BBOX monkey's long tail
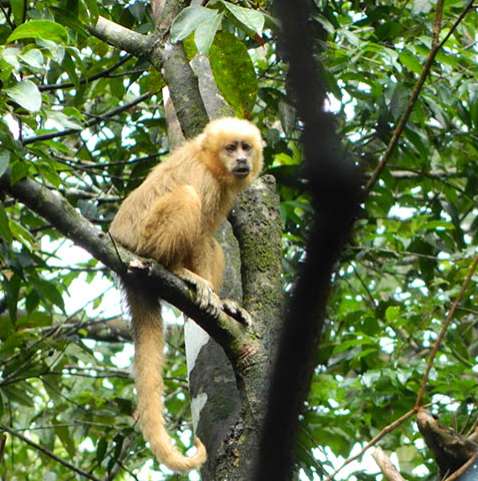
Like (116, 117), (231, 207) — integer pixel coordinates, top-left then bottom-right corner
(126, 287), (207, 472)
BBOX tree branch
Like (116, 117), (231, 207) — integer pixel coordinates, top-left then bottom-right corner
(0, 173), (253, 361)
(366, 0), (475, 191)
(38, 55), (132, 91)
(152, 0), (189, 37)
(415, 254), (478, 408)
(417, 409), (478, 478)
(371, 448), (406, 481)
(324, 408), (416, 481)
(154, 42), (209, 137)
(87, 10), (208, 139)
(0, 424), (102, 481)
(24, 91), (155, 145)
(87, 16), (152, 57)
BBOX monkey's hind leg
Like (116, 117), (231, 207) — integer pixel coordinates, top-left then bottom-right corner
(174, 267), (221, 314)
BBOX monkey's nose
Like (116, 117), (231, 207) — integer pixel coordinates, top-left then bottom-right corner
(232, 159), (251, 177)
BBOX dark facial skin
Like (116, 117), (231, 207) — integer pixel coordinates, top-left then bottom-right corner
(223, 140), (253, 178)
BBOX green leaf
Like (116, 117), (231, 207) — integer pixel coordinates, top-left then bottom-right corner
(195, 12), (223, 54)
(171, 6), (218, 43)
(96, 438), (108, 463)
(19, 48), (45, 69)
(385, 306), (401, 322)
(10, 219), (35, 248)
(2, 384), (34, 407)
(37, 39), (65, 63)
(7, 20), (68, 44)
(10, 160), (30, 184)
(6, 80), (42, 112)
(2, 47), (21, 70)
(222, 1), (265, 35)
(54, 425), (76, 457)
(399, 50), (422, 74)
(209, 32), (258, 116)
(389, 83), (408, 120)
(0, 205), (12, 244)
(17, 311), (52, 328)
(10, 0), (26, 26)
(32, 278), (65, 311)
(83, 0), (100, 24)
(0, 151), (10, 177)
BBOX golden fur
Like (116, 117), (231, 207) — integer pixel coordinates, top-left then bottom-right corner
(109, 117), (263, 472)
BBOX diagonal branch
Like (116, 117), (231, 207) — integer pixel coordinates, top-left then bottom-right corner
(324, 408), (417, 481)
(0, 424), (101, 481)
(371, 447), (406, 481)
(0, 172), (252, 362)
(86, 16), (153, 56)
(87, 10), (208, 139)
(23, 91), (155, 145)
(366, 0), (475, 192)
(39, 54), (132, 91)
(415, 254), (478, 408)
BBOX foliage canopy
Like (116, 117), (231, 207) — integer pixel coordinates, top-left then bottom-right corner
(0, 0), (477, 480)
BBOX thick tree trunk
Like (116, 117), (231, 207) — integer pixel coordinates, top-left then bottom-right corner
(176, 53), (285, 480)
(87, 4), (286, 478)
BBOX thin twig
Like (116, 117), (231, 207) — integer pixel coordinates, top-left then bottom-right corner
(432, 0), (445, 46)
(23, 91), (155, 145)
(415, 254), (478, 408)
(0, 4), (14, 29)
(108, 231), (125, 268)
(38, 55), (132, 91)
(0, 424), (102, 481)
(324, 408), (417, 481)
(366, 0), (475, 191)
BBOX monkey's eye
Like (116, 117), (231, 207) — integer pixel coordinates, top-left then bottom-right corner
(225, 143), (237, 153)
(241, 142), (252, 152)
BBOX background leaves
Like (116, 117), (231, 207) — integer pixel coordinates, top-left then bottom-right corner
(0, 1), (478, 480)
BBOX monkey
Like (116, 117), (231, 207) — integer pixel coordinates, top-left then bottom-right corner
(109, 117), (263, 472)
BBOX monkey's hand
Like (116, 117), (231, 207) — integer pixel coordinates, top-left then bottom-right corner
(222, 299), (252, 326)
(176, 268), (222, 315)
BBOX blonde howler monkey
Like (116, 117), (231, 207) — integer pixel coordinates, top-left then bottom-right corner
(109, 117), (263, 472)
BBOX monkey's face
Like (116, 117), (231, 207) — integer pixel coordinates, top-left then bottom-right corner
(200, 118), (264, 182)
(220, 140), (255, 179)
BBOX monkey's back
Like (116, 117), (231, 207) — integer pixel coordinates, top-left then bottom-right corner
(109, 137), (206, 252)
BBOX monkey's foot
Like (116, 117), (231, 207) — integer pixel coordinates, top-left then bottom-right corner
(222, 299), (252, 326)
(177, 269), (221, 314)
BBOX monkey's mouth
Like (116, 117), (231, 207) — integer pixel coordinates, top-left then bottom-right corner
(232, 166), (251, 178)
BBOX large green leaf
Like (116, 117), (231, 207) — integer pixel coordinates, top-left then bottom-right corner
(221, 1), (265, 35)
(195, 11), (223, 55)
(170, 6), (218, 43)
(7, 20), (68, 44)
(10, 0), (26, 26)
(209, 32), (258, 116)
(6, 79), (42, 112)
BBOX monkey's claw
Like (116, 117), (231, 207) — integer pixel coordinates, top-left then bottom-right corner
(222, 299), (252, 326)
(196, 282), (221, 315)
(179, 271), (221, 315)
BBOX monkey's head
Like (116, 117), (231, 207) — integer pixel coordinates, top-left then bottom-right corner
(200, 118), (263, 184)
